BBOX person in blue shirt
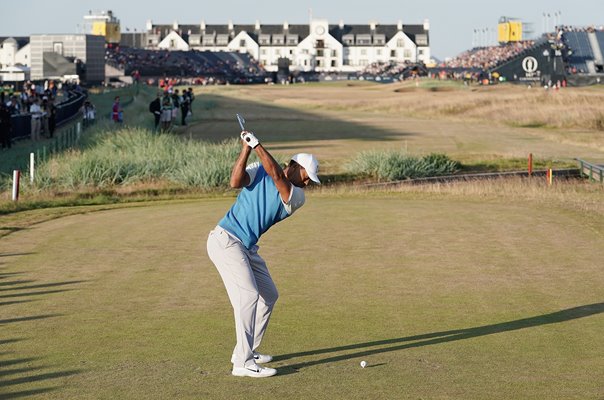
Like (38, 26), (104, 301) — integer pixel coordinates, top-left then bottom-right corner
(207, 129), (320, 378)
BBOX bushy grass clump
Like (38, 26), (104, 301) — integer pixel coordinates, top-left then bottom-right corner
(346, 150), (461, 181)
(34, 128), (243, 189)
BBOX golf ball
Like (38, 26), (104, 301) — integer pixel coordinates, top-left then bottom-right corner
(360, 361), (367, 368)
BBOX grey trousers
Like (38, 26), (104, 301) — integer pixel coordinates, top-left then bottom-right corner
(207, 226), (279, 368)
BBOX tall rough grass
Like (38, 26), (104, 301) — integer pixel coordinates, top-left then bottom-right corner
(346, 150), (461, 181)
(34, 128), (242, 189)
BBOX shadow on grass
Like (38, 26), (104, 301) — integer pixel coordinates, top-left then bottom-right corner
(0, 253), (35, 258)
(0, 280), (35, 287)
(0, 280), (87, 293)
(0, 314), (62, 325)
(276, 302), (604, 375)
(187, 93), (411, 144)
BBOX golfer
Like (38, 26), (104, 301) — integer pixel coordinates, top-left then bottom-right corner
(207, 129), (320, 378)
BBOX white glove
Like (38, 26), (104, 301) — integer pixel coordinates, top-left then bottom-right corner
(240, 131), (260, 149)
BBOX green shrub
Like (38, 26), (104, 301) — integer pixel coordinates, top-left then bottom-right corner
(346, 150), (461, 181)
(33, 128), (243, 189)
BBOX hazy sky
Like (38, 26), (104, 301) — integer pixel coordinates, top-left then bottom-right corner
(1, 0), (602, 59)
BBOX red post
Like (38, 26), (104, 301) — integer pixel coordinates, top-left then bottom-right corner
(528, 153), (533, 176)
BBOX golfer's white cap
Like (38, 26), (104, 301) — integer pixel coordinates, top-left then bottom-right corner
(291, 153), (320, 184)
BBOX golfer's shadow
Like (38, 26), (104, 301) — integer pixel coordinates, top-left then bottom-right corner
(274, 302), (604, 376)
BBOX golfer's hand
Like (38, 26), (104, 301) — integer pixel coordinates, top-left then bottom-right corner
(240, 130), (260, 149)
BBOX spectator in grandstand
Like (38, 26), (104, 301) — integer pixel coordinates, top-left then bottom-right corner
(29, 98), (44, 141)
(149, 92), (162, 130)
(112, 96), (123, 123)
(160, 92), (173, 131)
(0, 102), (12, 149)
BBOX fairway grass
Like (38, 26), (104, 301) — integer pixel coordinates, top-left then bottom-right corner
(1, 193), (602, 399)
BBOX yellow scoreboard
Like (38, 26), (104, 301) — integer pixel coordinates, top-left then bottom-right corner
(92, 21), (121, 44)
(498, 21), (523, 43)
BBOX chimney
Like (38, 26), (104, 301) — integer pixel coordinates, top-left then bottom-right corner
(201, 20), (206, 31)
(283, 21), (289, 30)
(173, 20), (179, 30)
(255, 20), (261, 31)
(423, 18), (430, 31)
(228, 20), (234, 31)
(370, 21), (376, 31)
(339, 20), (344, 29)
(146, 19), (153, 32)
(397, 20), (403, 30)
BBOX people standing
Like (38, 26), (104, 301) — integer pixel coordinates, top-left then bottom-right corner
(180, 90), (190, 126)
(112, 96), (123, 123)
(149, 92), (162, 130)
(29, 98), (44, 141)
(82, 100), (96, 128)
(160, 92), (173, 131)
(206, 127), (320, 378)
(47, 97), (57, 138)
(171, 89), (180, 125)
(0, 102), (12, 149)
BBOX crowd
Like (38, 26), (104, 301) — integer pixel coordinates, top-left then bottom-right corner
(0, 80), (69, 148)
(443, 40), (536, 69)
(148, 87), (195, 131)
(105, 47), (266, 82)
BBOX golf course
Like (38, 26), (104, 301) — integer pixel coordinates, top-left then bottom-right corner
(1, 81), (603, 399)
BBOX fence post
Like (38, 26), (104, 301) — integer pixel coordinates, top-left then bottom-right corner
(30, 153), (35, 183)
(528, 153), (533, 176)
(12, 170), (20, 201)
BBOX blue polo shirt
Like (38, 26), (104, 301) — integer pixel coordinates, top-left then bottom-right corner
(218, 163), (305, 249)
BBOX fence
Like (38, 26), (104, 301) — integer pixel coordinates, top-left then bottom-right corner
(576, 158), (604, 183)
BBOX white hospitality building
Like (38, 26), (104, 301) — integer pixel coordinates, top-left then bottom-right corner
(135, 18), (431, 72)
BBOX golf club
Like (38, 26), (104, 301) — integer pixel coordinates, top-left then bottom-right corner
(236, 114), (246, 131)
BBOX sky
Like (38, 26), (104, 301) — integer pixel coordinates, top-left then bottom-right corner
(1, 0), (603, 59)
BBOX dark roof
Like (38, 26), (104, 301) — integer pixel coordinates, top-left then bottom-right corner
(329, 24), (428, 45)
(0, 36), (30, 49)
(149, 23), (427, 45)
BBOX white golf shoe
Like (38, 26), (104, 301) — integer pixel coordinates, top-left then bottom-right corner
(231, 352), (273, 364)
(232, 364), (277, 378)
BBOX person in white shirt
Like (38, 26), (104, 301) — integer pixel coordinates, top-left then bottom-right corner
(29, 98), (44, 141)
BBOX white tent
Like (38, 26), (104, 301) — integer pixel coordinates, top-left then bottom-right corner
(0, 65), (30, 82)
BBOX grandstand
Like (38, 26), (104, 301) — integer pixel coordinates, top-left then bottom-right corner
(105, 47), (267, 83)
(434, 25), (604, 86)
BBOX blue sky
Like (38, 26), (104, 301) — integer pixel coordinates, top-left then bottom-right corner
(1, 0), (602, 59)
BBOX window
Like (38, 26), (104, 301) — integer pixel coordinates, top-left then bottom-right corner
(331, 50), (337, 57)
(397, 39), (405, 48)
(316, 40), (325, 48)
(275, 49), (281, 56)
(317, 49), (324, 57)
(359, 59), (368, 66)
(418, 49), (424, 55)
(376, 49), (382, 56)
(261, 49), (267, 55)
(404, 49), (412, 58)
(170, 40), (175, 48)
(240, 39), (246, 47)
(331, 60), (336, 67)
(390, 50), (396, 57)
(53, 42), (63, 55)
(360, 49), (367, 56)
(416, 34), (428, 46)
